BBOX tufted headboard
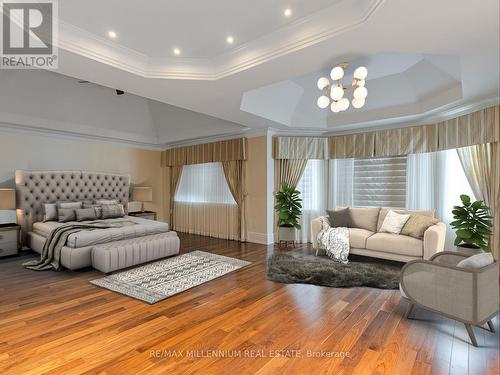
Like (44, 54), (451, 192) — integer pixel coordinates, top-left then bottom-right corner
(15, 170), (130, 244)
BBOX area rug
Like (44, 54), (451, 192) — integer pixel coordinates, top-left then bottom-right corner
(267, 254), (402, 289)
(91, 251), (250, 304)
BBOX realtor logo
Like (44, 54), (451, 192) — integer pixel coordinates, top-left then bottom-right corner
(1, 0), (58, 69)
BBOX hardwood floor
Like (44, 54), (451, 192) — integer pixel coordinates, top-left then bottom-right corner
(0, 233), (498, 375)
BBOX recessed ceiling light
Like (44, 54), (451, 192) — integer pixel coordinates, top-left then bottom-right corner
(226, 36), (234, 44)
(108, 30), (117, 39)
(284, 8), (292, 17)
(173, 48), (181, 56)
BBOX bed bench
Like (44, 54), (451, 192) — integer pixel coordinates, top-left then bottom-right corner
(91, 232), (180, 273)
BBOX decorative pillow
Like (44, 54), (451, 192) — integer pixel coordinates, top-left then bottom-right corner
(457, 253), (494, 269)
(58, 208), (76, 222)
(94, 199), (118, 205)
(75, 208), (97, 222)
(42, 203), (58, 222)
(57, 201), (82, 209)
(101, 204), (125, 219)
(326, 208), (352, 228)
(83, 203), (103, 219)
(400, 214), (439, 238)
(379, 210), (410, 234)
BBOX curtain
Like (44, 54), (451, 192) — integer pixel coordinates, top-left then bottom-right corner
(329, 158), (354, 209)
(406, 152), (437, 210)
(295, 160), (328, 242)
(457, 142), (499, 258)
(169, 165), (183, 227)
(274, 159), (308, 190)
(173, 162), (238, 240)
(222, 160), (246, 241)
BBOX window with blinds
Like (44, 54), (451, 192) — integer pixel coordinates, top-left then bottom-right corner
(353, 156), (407, 208)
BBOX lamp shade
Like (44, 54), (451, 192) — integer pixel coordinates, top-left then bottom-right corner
(132, 187), (153, 202)
(0, 188), (16, 210)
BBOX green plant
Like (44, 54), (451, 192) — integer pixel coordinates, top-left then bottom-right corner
(450, 194), (493, 252)
(274, 181), (302, 229)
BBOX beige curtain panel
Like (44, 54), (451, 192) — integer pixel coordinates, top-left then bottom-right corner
(162, 138), (247, 167)
(169, 165), (183, 227)
(274, 159), (308, 190)
(329, 132), (375, 159)
(457, 142), (500, 259)
(273, 137), (328, 159)
(438, 106), (499, 150)
(173, 202), (239, 240)
(222, 160), (247, 241)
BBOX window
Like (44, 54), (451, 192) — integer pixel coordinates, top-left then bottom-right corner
(296, 160), (326, 211)
(352, 156), (407, 208)
(174, 162), (236, 204)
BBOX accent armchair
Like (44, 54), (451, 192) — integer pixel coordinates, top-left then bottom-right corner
(400, 251), (499, 347)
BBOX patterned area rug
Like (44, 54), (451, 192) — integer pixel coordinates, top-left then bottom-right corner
(91, 251), (250, 304)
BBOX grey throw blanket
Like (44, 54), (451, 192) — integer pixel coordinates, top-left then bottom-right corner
(317, 216), (350, 264)
(23, 221), (136, 271)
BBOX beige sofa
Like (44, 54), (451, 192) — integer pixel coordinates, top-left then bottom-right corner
(311, 207), (446, 262)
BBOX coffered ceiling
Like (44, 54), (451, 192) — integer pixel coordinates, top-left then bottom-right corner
(2, 0), (499, 147)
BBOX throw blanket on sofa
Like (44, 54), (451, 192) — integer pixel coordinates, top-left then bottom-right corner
(23, 221), (136, 271)
(316, 216), (350, 264)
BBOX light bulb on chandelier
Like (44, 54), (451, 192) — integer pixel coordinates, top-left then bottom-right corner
(317, 96), (330, 109)
(330, 86), (344, 101)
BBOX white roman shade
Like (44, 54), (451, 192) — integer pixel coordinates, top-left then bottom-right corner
(353, 156), (408, 208)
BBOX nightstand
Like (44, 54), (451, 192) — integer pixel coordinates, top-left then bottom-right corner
(0, 223), (21, 257)
(128, 211), (157, 221)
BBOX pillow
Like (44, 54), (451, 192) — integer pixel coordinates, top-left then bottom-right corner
(57, 201), (82, 209)
(95, 199), (118, 205)
(400, 214), (440, 238)
(326, 208), (351, 228)
(42, 203), (58, 222)
(58, 208), (76, 222)
(75, 208), (97, 222)
(457, 253), (494, 269)
(83, 203), (103, 219)
(379, 210), (410, 234)
(101, 204), (125, 219)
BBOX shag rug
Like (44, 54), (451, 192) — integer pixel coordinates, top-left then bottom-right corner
(91, 251), (250, 304)
(267, 254), (402, 289)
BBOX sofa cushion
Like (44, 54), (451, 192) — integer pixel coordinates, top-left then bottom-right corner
(366, 233), (423, 257)
(348, 228), (374, 249)
(327, 208), (352, 227)
(348, 207), (380, 232)
(377, 208), (435, 232)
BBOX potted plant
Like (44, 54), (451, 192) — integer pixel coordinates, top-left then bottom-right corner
(274, 181), (302, 245)
(451, 194), (493, 255)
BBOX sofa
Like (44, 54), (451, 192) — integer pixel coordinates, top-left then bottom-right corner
(311, 207), (446, 262)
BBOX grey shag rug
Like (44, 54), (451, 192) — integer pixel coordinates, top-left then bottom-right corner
(267, 254), (403, 289)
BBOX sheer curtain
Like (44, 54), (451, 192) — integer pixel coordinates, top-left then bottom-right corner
(406, 150), (475, 249)
(329, 158), (354, 209)
(295, 160), (327, 242)
(174, 162), (239, 240)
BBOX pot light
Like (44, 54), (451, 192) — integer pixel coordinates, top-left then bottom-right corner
(108, 30), (117, 39)
(284, 8), (292, 17)
(226, 36), (234, 44)
(173, 48), (181, 56)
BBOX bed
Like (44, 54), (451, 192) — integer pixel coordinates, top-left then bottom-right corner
(15, 170), (178, 270)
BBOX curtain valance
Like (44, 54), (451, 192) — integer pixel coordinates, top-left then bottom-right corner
(329, 132), (375, 159)
(273, 137), (328, 160)
(162, 138), (247, 166)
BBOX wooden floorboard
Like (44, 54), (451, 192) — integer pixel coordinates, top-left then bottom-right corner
(0, 233), (498, 375)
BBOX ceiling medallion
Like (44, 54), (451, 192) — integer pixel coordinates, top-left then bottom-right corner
(317, 62), (368, 112)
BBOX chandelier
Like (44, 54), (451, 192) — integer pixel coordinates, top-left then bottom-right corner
(317, 62), (368, 112)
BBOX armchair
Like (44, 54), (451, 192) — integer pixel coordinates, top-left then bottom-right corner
(400, 251), (499, 347)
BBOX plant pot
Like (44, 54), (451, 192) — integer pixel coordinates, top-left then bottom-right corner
(278, 226), (296, 242)
(456, 245), (484, 257)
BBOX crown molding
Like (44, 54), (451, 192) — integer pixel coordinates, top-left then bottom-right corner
(56, 0), (384, 81)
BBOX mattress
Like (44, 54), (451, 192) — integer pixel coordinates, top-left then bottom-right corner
(32, 216), (169, 248)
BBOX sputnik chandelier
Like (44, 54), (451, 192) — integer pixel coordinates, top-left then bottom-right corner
(317, 62), (368, 112)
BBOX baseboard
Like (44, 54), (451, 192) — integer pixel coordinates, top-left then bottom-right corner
(247, 231), (274, 245)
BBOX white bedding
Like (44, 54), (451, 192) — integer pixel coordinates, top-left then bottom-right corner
(32, 216), (169, 248)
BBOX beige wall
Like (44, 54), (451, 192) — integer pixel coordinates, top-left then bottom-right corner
(246, 136), (270, 243)
(0, 132), (166, 221)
